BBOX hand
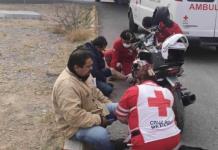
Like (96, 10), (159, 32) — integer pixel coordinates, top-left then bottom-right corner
(126, 73), (134, 83)
(100, 115), (112, 128)
(117, 116), (128, 124)
(110, 68), (126, 80)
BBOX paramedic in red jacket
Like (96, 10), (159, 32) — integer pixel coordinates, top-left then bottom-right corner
(142, 7), (183, 43)
(156, 19), (183, 43)
(109, 30), (137, 75)
(116, 58), (181, 150)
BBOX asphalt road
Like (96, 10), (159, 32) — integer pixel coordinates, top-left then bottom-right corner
(96, 2), (218, 150)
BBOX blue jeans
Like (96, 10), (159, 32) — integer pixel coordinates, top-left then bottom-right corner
(72, 103), (118, 150)
(96, 81), (113, 97)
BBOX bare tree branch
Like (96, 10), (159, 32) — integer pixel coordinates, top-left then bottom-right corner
(52, 4), (94, 32)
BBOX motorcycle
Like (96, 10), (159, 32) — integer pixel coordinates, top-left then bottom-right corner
(131, 27), (196, 130)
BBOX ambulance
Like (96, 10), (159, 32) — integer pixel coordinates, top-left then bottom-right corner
(128, 0), (218, 48)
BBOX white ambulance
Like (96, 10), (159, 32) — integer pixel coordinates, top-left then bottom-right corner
(128, 0), (218, 48)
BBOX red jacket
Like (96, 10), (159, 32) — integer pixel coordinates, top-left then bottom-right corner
(111, 38), (137, 68)
(110, 38), (137, 74)
(156, 21), (183, 43)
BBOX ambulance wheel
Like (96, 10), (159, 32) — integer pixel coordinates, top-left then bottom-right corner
(172, 90), (184, 132)
(129, 10), (138, 33)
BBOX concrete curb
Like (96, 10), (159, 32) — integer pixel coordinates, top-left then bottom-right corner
(63, 139), (92, 150)
(0, 10), (41, 19)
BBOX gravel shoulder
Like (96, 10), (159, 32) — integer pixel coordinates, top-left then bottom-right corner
(0, 4), (88, 150)
(0, 3), (129, 150)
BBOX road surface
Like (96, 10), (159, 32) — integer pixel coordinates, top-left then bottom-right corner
(97, 2), (218, 150)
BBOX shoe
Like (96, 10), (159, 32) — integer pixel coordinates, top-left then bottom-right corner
(111, 138), (128, 150)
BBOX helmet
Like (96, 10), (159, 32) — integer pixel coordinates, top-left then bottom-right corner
(152, 7), (170, 26)
(132, 57), (155, 77)
(133, 49), (153, 71)
(161, 34), (189, 65)
(132, 59), (150, 73)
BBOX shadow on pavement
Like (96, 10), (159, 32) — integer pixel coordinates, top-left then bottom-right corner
(109, 80), (130, 102)
(185, 45), (218, 63)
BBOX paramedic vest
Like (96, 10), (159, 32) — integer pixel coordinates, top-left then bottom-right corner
(134, 82), (180, 143)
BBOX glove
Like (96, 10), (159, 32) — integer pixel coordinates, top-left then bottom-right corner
(100, 115), (112, 128)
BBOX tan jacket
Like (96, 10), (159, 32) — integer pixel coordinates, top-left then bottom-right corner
(52, 68), (112, 138)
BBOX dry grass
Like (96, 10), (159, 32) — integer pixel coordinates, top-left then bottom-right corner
(53, 4), (95, 30)
(39, 112), (65, 150)
(66, 28), (95, 42)
(51, 4), (97, 42)
(0, 3), (98, 150)
(51, 26), (95, 42)
(51, 25), (66, 34)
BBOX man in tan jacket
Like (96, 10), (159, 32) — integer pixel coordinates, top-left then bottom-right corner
(52, 49), (117, 150)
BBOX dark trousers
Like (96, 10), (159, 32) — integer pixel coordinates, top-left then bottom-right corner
(96, 81), (113, 96)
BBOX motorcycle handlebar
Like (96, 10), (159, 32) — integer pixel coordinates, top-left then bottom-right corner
(144, 25), (159, 33)
(132, 25), (160, 51)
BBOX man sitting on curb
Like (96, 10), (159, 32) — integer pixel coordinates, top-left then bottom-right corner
(52, 49), (125, 150)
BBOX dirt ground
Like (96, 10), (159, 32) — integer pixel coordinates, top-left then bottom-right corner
(0, 4), (95, 150)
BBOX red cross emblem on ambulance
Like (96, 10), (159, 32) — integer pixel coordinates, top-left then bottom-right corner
(183, 15), (188, 21)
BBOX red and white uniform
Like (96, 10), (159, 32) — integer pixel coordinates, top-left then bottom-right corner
(156, 21), (183, 43)
(110, 38), (137, 75)
(116, 80), (181, 150)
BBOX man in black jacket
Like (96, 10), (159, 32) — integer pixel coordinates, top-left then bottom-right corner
(82, 36), (115, 96)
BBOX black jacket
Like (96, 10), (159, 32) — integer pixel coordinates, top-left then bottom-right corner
(84, 42), (112, 82)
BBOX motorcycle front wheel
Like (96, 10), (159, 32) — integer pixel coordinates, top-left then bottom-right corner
(172, 89), (184, 131)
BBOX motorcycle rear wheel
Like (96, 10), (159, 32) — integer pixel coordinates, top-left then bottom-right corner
(172, 90), (184, 131)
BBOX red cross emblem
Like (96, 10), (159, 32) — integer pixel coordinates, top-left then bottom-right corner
(148, 90), (171, 117)
(183, 15), (188, 21)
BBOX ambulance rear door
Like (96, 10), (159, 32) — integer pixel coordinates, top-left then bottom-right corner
(173, 0), (217, 37)
(129, 0), (142, 26)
